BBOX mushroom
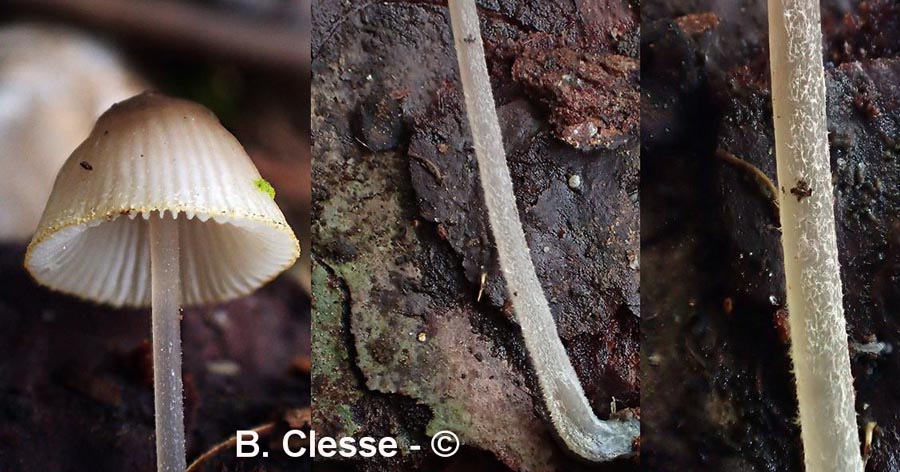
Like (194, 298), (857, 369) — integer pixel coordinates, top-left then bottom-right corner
(24, 93), (300, 471)
(447, 0), (638, 462)
(768, 1), (862, 470)
(0, 22), (145, 241)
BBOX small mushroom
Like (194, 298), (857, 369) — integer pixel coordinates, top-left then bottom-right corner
(24, 93), (300, 471)
(0, 23), (145, 241)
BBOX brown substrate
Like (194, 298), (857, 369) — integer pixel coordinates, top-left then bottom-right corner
(312, 0), (639, 470)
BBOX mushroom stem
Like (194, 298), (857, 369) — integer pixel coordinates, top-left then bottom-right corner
(767, 0), (862, 470)
(150, 213), (187, 472)
(447, 0), (638, 462)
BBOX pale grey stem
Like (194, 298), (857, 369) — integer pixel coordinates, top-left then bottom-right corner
(447, 0), (638, 462)
(150, 214), (187, 472)
(768, 0), (862, 470)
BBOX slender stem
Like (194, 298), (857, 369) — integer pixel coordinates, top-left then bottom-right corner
(150, 214), (186, 472)
(768, 1), (862, 470)
(447, 0), (638, 462)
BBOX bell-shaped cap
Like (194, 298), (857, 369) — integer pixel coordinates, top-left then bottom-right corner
(25, 93), (300, 307)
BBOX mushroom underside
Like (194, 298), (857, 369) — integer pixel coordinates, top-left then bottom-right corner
(26, 210), (296, 307)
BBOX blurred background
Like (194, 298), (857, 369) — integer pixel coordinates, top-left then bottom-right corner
(0, 1), (310, 470)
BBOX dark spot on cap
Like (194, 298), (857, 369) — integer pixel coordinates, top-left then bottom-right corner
(79, 161), (93, 171)
(103, 130), (109, 135)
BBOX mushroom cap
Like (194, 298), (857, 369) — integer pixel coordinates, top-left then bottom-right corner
(0, 23), (146, 241)
(25, 93), (300, 307)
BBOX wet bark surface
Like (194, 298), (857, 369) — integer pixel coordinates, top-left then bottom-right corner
(312, 0), (639, 470)
(642, 1), (900, 470)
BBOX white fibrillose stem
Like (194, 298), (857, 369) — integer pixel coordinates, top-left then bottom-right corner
(447, 0), (638, 462)
(150, 213), (187, 472)
(768, 1), (863, 470)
